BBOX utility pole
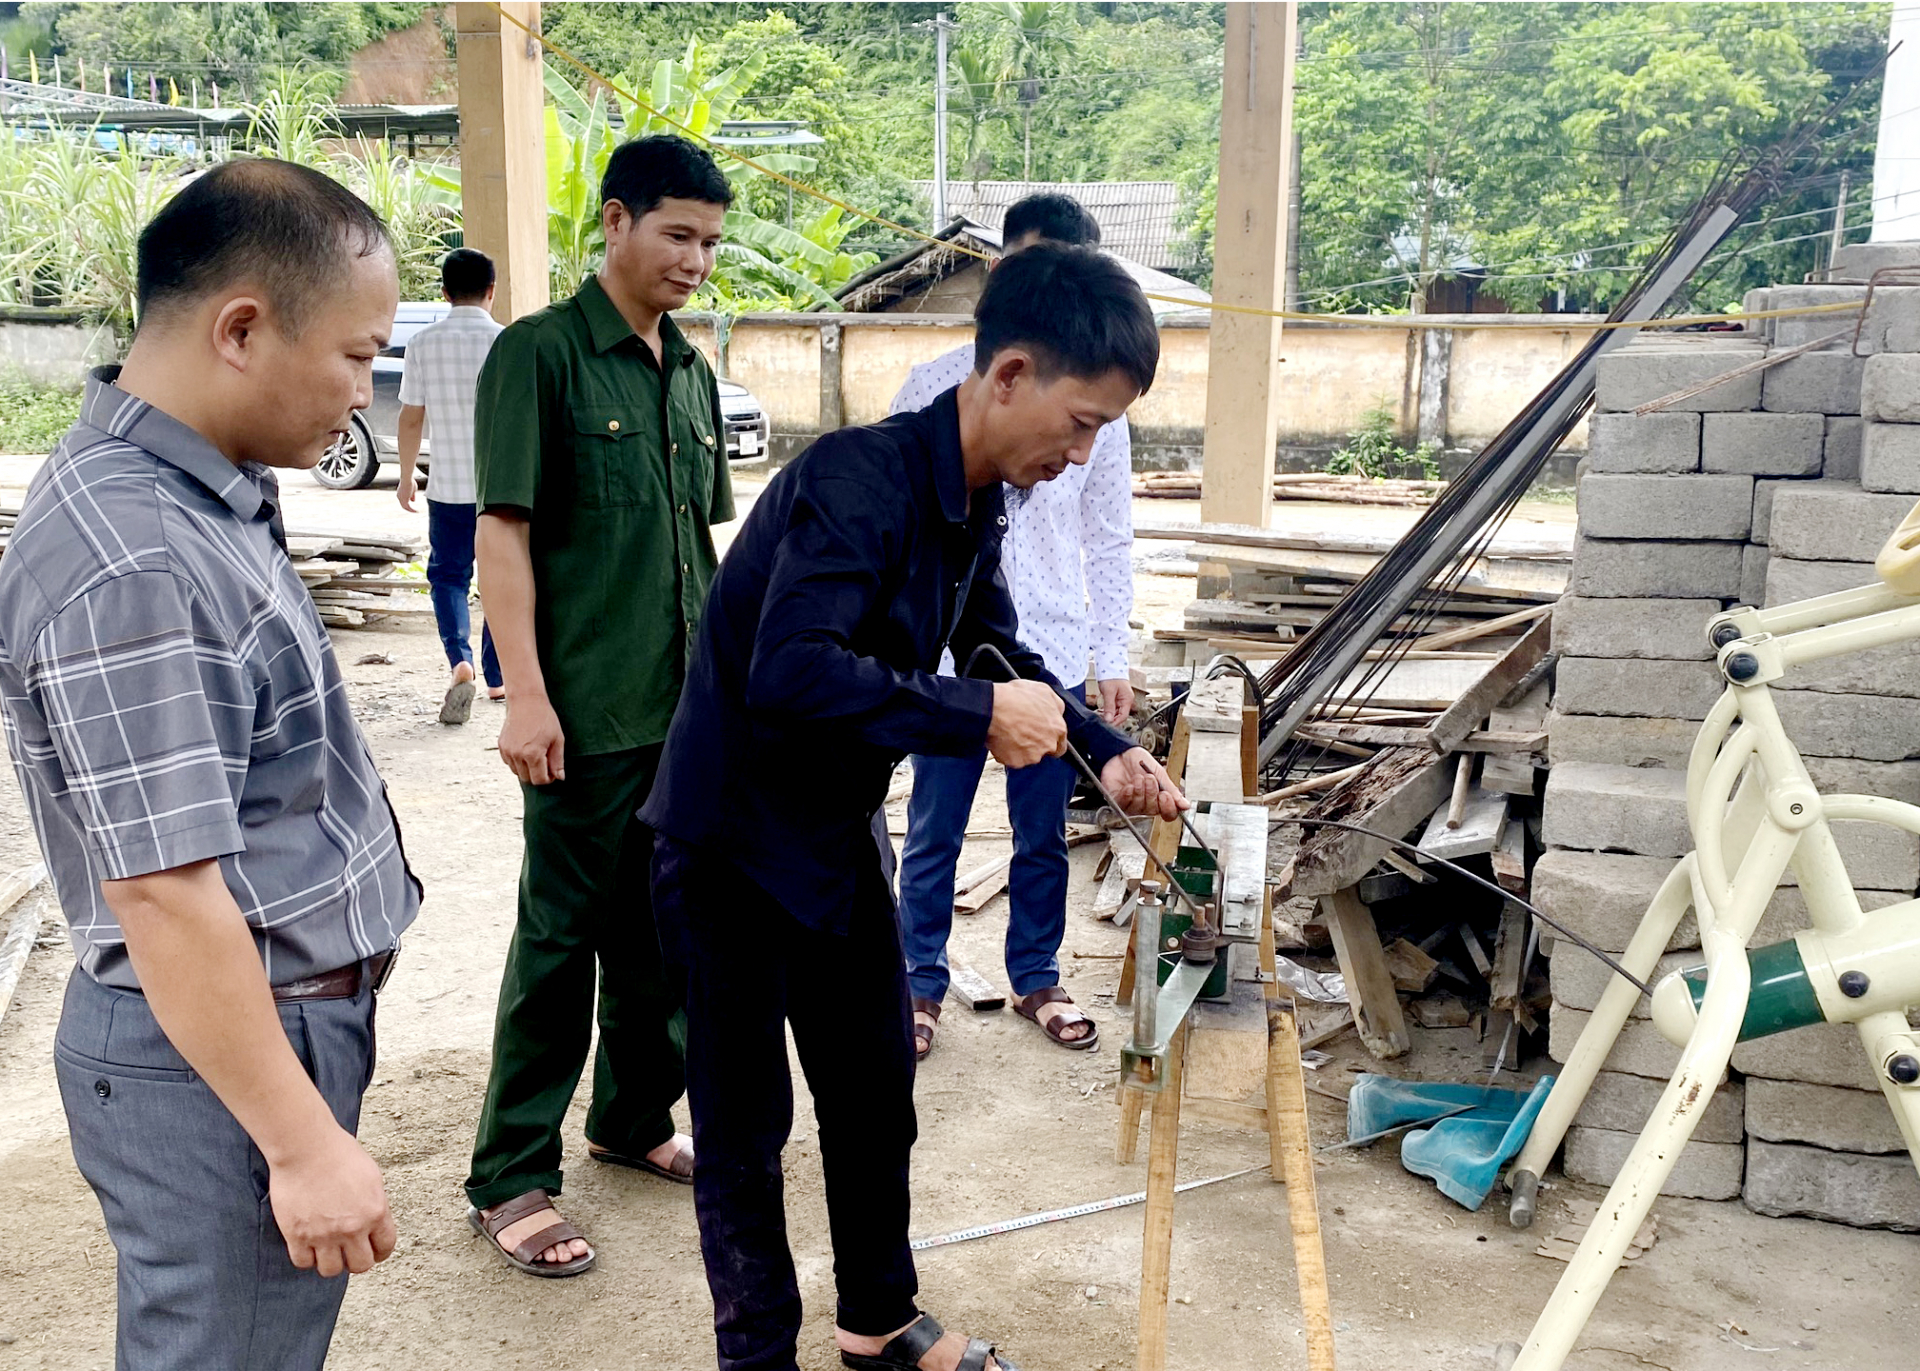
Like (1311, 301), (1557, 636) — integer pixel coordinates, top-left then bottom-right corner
(1829, 168), (1851, 270)
(932, 12), (955, 227)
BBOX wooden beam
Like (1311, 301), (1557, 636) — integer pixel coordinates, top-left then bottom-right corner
(1198, 2), (1297, 533)
(455, 3), (550, 322)
(1269, 999), (1338, 1371)
(1426, 617), (1555, 754)
(1137, 1022), (1189, 1371)
(1319, 886), (1409, 1059)
(1287, 746), (1452, 900)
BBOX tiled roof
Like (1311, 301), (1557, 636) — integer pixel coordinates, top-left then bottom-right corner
(911, 181), (1185, 269)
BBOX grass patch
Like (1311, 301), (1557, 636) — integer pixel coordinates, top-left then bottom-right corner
(0, 372), (82, 455)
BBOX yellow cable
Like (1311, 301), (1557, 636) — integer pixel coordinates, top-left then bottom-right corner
(484, 2), (1869, 335)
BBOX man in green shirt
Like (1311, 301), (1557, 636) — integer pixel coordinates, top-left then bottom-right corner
(464, 135), (735, 1276)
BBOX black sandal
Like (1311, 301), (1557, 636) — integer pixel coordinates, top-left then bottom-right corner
(840, 1314), (1020, 1371)
(911, 997), (941, 1063)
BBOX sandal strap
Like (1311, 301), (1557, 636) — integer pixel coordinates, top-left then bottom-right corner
(1018, 985), (1071, 1011)
(911, 996), (943, 1022)
(956, 1337), (997, 1371)
(509, 1220), (584, 1266)
(878, 1314), (942, 1364)
(481, 1189), (555, 1237)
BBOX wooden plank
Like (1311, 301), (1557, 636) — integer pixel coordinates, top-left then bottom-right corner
(947, 960), (1006, 1012)
(1417, 786), (1509, 860)
(1408, 601), (1552, 652)
(1295, 722), (1545, 752)
(1204, 803), (1270, 941)
(0, 862), (47, 1032)
(1255, 761), (1368, 805)
(1318, 886), (1409, 1059)
(1182, 676), (1244, 733)
(1095, 845), (1149, 920)
(953, 865), (1010, 915)
(1380, 848), (1436, 885)
(1491, 816), (1529, 893)
(1180, 1095), (1272, 1131)
(1457, 923), (1493, 978)
(1136, 1022), (1188, 1371)
(1288, 746), (1453, 900)
(1268, 999), (1339, 1371)
(1137, 521), (1572, 561)
(1480, 752), (1541, 797)
(1187, 541), (1567, 602)
(1490, 900), (1530, 1013)
(1384, 937), (1440, 993)
(1426, 617), (1556, 754)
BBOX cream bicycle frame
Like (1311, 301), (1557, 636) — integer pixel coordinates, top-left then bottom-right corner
(1504, 579), (1920, 1370)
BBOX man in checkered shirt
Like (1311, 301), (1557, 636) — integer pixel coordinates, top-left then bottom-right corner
(397, 248), (505, 725)
(0, 161), (419, 1369)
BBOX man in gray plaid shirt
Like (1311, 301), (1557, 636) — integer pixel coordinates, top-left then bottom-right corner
(0, 161), (420, 1369)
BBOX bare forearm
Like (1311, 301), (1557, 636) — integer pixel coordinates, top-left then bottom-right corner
(476, 511), (548, 700)
(105, 861), (339, 1167)
(396, 406), (425, 477)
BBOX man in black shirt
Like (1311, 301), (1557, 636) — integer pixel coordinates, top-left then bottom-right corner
(642, 245), (1182, 1371)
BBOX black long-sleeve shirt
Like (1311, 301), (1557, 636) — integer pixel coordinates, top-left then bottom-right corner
(640, 387), (1133, 932)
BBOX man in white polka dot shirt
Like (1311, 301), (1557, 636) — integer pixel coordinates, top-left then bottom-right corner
(891, 194), (1136, 1058)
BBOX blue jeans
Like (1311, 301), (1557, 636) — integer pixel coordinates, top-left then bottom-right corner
(426, 499), (501, 689)
(897, 685), (1083, 1004)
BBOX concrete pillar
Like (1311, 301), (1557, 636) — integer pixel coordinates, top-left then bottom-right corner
(818, 322), (844, 433)
(1199, 2), (1297, 531)
(454, 2), (550, 322)
(1872, 6), (1920, 242)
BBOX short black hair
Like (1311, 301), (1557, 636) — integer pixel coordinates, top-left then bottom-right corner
(440, 247), (495, 302)
(601, 134), (733, 219)
(974, 244), (1158, 395)
(1003, 193), (1102, 249)
(136, 158), (391, 336)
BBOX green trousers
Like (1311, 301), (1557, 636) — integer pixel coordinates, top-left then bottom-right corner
(465, 744), (685, 1210)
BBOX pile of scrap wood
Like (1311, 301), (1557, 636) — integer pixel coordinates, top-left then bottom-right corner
(1266, 616), (1556, 1066)
(1137, 520), (1568, 658)
(283, 529), (429, 629)
(1134, 471), (1444, 507)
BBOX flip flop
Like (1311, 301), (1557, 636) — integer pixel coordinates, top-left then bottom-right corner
(911, 996), (942, 1063)
(467, 1189), (595, 1278)
(439, 677), (476, 724)
(1014, 986), (1099, 1051)
(588, 1139), (694, 1184)
(840, 1314), (1020, 1371)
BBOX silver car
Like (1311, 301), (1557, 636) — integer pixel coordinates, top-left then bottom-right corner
(314, 302), (774, 488)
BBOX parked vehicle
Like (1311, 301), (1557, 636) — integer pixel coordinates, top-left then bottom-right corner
(313, 303), (774, 488)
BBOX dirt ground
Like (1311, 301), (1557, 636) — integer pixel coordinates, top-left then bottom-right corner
(0, 463), (1913, 1370)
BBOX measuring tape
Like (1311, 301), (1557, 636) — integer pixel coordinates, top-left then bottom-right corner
(909, 1164), (1267, 1251)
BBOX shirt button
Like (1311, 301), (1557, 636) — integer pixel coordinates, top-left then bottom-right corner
(608, 420), (621, 432)
(681, 562), (690, 574)
(672, 442), (680, 455)
(678, 503), (687, 514)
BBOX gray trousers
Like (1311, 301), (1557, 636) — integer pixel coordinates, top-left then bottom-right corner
(54, 968), (378, 1371)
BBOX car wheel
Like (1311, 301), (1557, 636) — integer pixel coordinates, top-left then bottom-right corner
(312, 414), (380, 489)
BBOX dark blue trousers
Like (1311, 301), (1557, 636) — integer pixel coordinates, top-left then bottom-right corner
(426, 498), (501, 690)
(897, 685), (1083, 1004)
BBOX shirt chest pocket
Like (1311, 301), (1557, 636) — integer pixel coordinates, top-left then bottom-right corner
(667, 395), (718, 511)
(570, 409), (661, 510)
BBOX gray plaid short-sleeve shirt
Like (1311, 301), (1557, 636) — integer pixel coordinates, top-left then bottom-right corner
(0, 370), (421, 990)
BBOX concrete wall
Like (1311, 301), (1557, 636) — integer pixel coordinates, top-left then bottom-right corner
(691, 310), (1602, 467)
(0, 308), (116, 389)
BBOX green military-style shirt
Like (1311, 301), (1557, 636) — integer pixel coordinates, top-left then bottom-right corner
(474, 275), (735, 756)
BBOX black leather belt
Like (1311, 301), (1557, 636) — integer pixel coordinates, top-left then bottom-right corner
(272, 948), (398, 1003)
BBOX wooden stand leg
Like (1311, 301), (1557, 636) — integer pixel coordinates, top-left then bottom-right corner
(1137, 1022), (1188, 1371)
(1268, 999), (1338, 1371)
(1116, 1082), (1147, 1164)
(1258, 887), (1280, 1003)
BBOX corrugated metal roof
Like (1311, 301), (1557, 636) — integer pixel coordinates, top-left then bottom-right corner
(911, 181), (1185, 270)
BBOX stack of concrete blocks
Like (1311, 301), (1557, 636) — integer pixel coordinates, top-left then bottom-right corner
(1535, 242), (1920, 1229)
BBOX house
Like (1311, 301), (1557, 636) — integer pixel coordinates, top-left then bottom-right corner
(832, 219), (1210, 317)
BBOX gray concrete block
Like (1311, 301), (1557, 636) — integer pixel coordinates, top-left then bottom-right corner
(1569, 536), (1745, 599)
(1830, 242), (1920, 282)
(1749, 887), (1910, 948)
(1861, 420), (1920, 493)
(1825, 416), (1864, 481)
(1532, 849), (1698, 954)
(1551, 596), (1718, 661)
(1761, 350), (1865, 414)
(1856, 284), (1920, 353)
(1701, 412), (1826, 477)
(1861, 353), (1920, 423)
(1577, 472), (1753, 541)
(1744, 1138), (1920, 1230)
(1767, 484), (1917, 562)
(1552, 948), (1702, 1020)
(1766, 559), (1920, 698)
(1541, 762), (1689, 857)
(1586, 411), (1703, 474)
(1746, 1078), (1910, 1154)
(1767, 284), (1868, 348)
(1552, 657), (1724, 721)
(1751, 478), (1824, 546)
(1734, 1021), (1884, 1091)
(1565, 1124), (1745, 1199)
(1796, 756), (1920, 890)
(1595, 345), (1765, 413)
(1546, 712), (1701, 769)
(1573, 1070), (1747, 1144)
(1741, 542), (1768, 609)
(1551, 1006), (1704, 1081)
(1773, 688), (1920, 761)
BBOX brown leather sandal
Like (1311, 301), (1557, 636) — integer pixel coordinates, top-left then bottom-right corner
(1014, 986), (1099, 1050)
(588, 1138), (694, 1184)
(911, 996), (942, 1063)
(467, 1189), (596, 1277)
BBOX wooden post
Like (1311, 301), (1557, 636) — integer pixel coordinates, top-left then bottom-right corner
(455, 3), (550, 322)
(1268, 999), (1338, 1371)
(1320, 886), (1410, 1059)
(1136, 1021), (1188, 1371)
(1118, 713), (1192, 1163)
(1199, 2), (1297, 534)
